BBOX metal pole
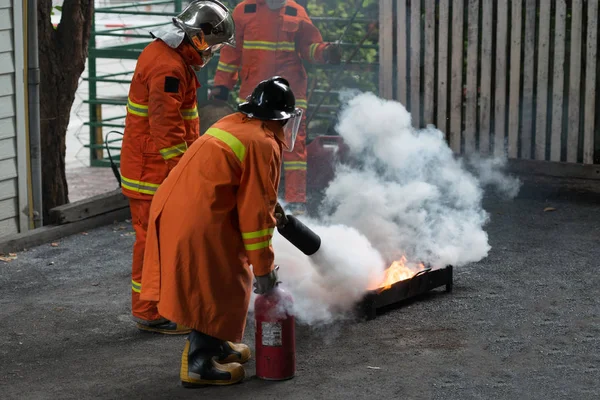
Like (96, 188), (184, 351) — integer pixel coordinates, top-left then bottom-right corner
(89, 11), (98, 165)
(27, 0), (42, 227)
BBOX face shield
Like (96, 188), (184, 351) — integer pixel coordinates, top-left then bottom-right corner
(190, 34), (227, 68)
(282, 108), (302, 152)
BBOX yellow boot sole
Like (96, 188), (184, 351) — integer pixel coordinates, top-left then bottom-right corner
(180, 340), (245, 387)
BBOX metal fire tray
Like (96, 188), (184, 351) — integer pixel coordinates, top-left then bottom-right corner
(358, 265), (453, 320)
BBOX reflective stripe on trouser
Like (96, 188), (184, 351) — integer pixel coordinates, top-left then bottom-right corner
(129, 198), (162, 322)
(282, 110), (307, 203)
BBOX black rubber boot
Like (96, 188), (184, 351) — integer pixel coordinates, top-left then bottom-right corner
(136, 320), (191, 335)
(180, 330), (245, 387)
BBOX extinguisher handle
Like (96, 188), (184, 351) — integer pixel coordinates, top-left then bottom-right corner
(254, 266), (282, 294)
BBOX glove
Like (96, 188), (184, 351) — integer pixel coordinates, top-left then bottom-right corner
(209, 86), (230, 101)
(253, 266), (280, 295)
(323, 43), (342, 65)
(274, 202), (288, 228)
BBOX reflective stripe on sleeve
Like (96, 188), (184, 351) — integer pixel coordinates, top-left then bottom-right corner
(241, 228), (274, 240)
(242, 228), (274, 251)
(309, 43), (319, 60)
(121, 176), (160, 195)
(159, 142), (188, 160)
(181, 105), (198, 120)
(295, 99), (307, 109)
(204, 127), (246, 163)
(127, 98), (149, 117)
(244, 239), (272, 251)
(132, 279), (141, 293)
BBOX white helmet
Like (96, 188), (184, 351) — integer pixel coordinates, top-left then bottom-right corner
(173, 0), (235, 65)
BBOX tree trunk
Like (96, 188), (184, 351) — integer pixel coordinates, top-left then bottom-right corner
(38, 0), (94, 222)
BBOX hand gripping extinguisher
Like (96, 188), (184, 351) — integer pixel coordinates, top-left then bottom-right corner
(254, 283), (296, 380)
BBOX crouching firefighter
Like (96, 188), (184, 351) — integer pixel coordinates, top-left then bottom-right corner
(119, 0), (235, 334)
(140, 77), (302, 386)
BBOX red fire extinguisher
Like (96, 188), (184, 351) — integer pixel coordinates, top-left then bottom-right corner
(254, 285), (296, 380)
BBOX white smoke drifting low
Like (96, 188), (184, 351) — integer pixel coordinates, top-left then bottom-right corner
(263, 92), (520, 324)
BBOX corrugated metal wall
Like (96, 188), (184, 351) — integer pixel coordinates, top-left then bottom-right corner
(0, 0), (26, 237)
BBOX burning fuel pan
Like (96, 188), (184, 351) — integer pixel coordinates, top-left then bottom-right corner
(358, 265), (453, 320)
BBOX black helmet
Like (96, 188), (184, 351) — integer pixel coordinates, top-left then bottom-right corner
(238, 77), (296, 121)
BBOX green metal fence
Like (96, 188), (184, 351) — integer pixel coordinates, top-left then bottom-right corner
(84, 0), (379, 167)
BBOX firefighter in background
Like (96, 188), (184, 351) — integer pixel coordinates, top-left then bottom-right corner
(210, 0), (342, 215)
(120, 0), (235, 334)
(140, 77), (301, 386)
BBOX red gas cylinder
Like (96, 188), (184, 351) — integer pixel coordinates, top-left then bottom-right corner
(254, 285), (296, 380)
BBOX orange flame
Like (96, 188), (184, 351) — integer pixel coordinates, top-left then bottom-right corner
(369, 255), (427, 291)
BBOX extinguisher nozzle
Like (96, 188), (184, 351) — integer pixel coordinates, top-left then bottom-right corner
(276, 214), (321, 256)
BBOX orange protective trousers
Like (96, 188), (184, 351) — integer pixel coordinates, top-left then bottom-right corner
(129, 198), (161, 321)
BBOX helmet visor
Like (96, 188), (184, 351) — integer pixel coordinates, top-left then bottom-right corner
(283, 108), (303, 152)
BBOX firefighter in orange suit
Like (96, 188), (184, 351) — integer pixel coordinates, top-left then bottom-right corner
(210, 0), (342, 215)
(140, 77), (301, 386)
(120, 0), (235, 334)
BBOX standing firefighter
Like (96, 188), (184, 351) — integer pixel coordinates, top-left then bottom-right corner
(140, 77), (301, 386)
(210, 0), (342, 215)
(120, 0), (235, 334)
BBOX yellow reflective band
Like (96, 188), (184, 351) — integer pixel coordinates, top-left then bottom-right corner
(242, 228), (274, 240)
(243, 40), (295, 52)
(132, 279), (141, 293)
(295, 99), (307, 109)
(127, 98), (149, 117)
(285, 166), (307, 171)
(121, 176), (160, 195)
(159, 142), (187, 160)
(205, 127), (246, 163)
(284, 161), (307, 171)
(309, 43), (319, 60)
(244, 239), (272, 251)
(181, 105), (198, 120)
(284, 161), (307, 165)
(217, 61), (239, 73)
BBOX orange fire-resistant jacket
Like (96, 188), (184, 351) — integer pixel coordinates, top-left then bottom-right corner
(213, 0), (329, 108)
(140, 112), (284, 342)
(120, 39), (201, 200)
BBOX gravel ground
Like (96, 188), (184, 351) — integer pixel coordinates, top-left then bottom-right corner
(1, 176), (599, 400)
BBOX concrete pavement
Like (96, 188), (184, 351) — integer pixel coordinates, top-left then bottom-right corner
(0, 177), (599, 400)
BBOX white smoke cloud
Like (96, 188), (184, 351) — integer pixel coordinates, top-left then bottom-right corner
(250, 221), (386, 325)
(260, 91), (519, 325)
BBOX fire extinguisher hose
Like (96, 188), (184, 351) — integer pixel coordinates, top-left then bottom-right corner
(276, 214), (321, 256)
(104, 130), (124, 187)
